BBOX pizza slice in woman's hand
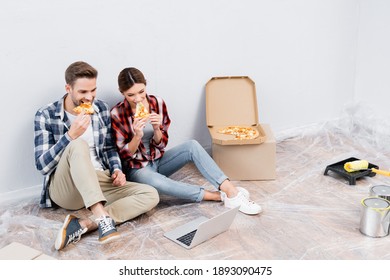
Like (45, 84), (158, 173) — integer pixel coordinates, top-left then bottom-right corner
(134, 102), (150, 119)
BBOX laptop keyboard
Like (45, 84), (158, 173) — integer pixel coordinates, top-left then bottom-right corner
(176, 230), (197, 246)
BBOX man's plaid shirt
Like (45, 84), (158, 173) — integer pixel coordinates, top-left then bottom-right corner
(34, 95), (122, 208)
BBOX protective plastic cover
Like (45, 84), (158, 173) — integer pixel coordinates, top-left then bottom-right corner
(1, 102), (390, 260)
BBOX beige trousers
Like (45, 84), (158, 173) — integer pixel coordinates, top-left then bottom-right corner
(49, 139), (159, 223)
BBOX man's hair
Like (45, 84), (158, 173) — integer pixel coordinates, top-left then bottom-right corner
(118, 67), (147, 92)
(65, 61), (98, 87)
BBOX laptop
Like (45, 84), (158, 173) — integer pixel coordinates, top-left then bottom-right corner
(164, 206), (240, 249)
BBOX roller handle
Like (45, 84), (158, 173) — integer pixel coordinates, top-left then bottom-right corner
(371, 168), (390, 177)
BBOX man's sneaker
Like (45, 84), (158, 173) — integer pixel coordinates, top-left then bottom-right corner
(96, 216), (121, 244)
(224, 192), (262, 215)
(220, 187), (250, 202)
(55, 214), (88, 250)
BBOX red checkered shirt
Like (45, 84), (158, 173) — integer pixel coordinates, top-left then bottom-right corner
(111, 94), (171, 170)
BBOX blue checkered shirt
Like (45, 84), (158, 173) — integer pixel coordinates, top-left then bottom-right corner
(34, 95), (122, 208)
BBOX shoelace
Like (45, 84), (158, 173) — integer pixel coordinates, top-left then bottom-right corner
(97, 216), (114, 235)
(237, 192), (257, 206)
(66, 228), (86, 246)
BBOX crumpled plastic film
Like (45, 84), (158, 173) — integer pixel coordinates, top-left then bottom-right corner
(1, 101), (390, 259)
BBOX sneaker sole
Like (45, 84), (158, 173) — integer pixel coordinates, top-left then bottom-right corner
(238, 207), (263, 215)
(99, 232), (121, 244)
(225, 203), (263, 215)
(54, 214), (74, 251)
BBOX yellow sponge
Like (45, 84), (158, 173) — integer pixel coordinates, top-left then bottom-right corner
(344, 160), (369, 172)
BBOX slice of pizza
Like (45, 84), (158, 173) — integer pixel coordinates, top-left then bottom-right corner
(134, 102), (150, 119)
(73, 102), (94, 114)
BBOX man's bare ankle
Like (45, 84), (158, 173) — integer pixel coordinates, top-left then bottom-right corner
(79, 218), (98, 232)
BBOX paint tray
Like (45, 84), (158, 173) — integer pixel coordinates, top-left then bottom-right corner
(324, 157), (379, 185)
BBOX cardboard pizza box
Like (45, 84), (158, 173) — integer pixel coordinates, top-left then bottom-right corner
(205, 76), (276, 180)
(205, 76), (266, 145)
(212, 123), (276, 180)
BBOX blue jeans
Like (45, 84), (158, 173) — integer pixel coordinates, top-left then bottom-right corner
(125, 140), (228, 202)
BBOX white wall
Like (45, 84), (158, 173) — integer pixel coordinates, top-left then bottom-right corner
(355, 0), (390, 117)
(0, 0), (361, 194)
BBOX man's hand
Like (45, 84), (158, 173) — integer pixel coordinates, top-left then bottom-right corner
(112, 170), (126, 187)
(68, 111), (91, 140)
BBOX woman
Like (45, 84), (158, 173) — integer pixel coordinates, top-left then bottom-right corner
(110, 67), (262, 215)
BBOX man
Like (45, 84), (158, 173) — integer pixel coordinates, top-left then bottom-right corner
(34, 61), (159, 250)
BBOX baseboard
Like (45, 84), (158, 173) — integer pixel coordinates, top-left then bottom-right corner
(0, 185), (41, 205)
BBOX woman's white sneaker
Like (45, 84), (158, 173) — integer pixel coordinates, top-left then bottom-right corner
(220, 187), (250, 201)
(224, 192), (262, 215)
(236, 187), (250, 199)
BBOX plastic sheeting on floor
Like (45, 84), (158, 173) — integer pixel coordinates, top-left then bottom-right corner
(1, 103), (390, 259)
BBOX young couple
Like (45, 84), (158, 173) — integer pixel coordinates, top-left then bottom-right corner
(34, 61), (262, 251)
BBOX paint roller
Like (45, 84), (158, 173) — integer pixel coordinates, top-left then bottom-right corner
(344, 159), (390, 176)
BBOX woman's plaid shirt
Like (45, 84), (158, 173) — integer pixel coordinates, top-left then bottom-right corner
(111, 95), (171, 170)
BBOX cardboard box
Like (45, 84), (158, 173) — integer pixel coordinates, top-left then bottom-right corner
(205, 76), (276, 180)
(212, 124), (276, 180)
(205, 76), (266, 145)
(0, 242), (56, 260)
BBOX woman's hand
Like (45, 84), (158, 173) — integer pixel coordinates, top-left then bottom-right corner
(149, 112), (162, 131)
(149, 112), (162, 144)
(133, 117), (147, 139)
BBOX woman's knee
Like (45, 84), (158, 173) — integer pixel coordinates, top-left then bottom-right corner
(185, 139), (203, 153)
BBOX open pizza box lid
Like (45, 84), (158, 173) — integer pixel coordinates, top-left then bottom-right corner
(205, 76), (266, 145)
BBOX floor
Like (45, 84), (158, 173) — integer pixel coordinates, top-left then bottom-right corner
(1, 115), (390, 260)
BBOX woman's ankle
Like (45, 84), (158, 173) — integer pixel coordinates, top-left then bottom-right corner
(219, 180), (238, 198)
(203, 190), (222, 201)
